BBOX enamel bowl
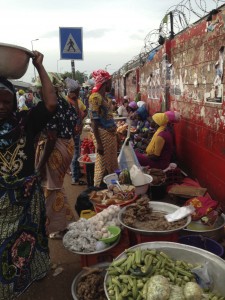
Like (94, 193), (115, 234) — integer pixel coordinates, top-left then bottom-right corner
(0, 43), (34, 79)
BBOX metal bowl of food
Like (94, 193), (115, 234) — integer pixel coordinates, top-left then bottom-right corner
(72, 262), (109, 300)
(118, 201), (192, 236)
(104, 242), (225, 299)
(181, 213), (225, 241)
(0, 43), (34, 79)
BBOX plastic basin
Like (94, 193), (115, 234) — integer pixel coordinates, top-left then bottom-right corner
(178, 235), (224, 257)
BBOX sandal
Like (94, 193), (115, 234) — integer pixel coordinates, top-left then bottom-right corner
(49, 230), (67, 239)
(78, 180), (87, 186)
(71, 180), (87, 186)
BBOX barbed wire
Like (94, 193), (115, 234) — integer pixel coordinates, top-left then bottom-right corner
(116, 0), (225, 76)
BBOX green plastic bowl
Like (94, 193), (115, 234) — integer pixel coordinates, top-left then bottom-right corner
(99, 226), (121, 244)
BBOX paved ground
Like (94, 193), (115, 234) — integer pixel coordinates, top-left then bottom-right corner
(19, 174), (85, 300)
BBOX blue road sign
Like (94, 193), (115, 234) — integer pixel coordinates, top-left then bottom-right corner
(59, 27), (83, 60)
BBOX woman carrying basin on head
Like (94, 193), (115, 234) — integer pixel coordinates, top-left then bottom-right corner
(0, 51), (57, 299)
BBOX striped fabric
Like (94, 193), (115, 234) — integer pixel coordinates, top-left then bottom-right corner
(94, 127), (118, 187)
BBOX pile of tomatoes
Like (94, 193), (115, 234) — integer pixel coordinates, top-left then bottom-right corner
(80, 138), (95, 155)
(82, 154), (92, 162)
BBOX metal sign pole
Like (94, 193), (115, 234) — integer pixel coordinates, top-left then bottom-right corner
(71, 60), (75, 79)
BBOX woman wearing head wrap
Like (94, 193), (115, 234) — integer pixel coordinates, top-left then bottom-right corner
(126, 100), (139, 127)
(66, 78), (87, 185)
(0, 51), (57, 299)
(132, 106), (153, 152)
(35, 74), (78, 238)
(135, 112), (174, 169)
(117, 99), (129, 117)
(18, 88), (28, 111)
(128, 100), (138, 111)
(89, 69), (118, 187)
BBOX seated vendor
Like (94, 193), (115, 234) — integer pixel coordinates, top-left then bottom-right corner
(127, 101), (138, 126)
(117, 98), (129, 117)
(135, 112), (174, 170)
(131, 105), (154, 152)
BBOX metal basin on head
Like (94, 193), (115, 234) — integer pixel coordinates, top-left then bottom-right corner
(0, 43), (34, 79)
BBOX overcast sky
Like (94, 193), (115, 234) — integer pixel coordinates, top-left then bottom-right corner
(0, 0), (219, 83)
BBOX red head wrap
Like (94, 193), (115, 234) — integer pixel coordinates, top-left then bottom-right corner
(91, 69), (111, 93)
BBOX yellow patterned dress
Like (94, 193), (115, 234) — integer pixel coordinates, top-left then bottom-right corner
(0, 103), (52, 299)
(88, 93), (118, 186)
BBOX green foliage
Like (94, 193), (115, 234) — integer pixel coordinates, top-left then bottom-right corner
(61, 70), (88, 84)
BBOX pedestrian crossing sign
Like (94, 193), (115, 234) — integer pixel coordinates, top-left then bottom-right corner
(59, 27), (83, 60)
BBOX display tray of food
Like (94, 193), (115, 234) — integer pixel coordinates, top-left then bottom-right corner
(72, 263), (109, 300)
(118, 198), (192, 235)
(89, 185), (137, 207)
(104, 242), (225, 299)
(63, 205), (122, 255)
(182, 213), (225, 241)
(78, 153), (96, 164)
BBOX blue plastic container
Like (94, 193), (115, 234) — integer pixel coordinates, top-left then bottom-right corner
(178, 235), (224, 257)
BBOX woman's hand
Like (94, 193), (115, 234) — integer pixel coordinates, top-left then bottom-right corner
(32, 51), (44, 69)
(97, 143), (104, 155)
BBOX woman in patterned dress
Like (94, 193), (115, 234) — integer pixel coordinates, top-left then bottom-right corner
(89, 70), (119, 187)
(35, 74), (78, 238)
(0, 51), (57, 299)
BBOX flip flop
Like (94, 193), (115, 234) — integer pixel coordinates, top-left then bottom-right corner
(49, 230), (68, 239)
(78, 180), (87, 186)
(71, 180), (87, 185)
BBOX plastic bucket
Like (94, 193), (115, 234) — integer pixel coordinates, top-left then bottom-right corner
(178, 235), (224, 257)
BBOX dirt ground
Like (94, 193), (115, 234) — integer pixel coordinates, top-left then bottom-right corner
(17, 172), (225, 300)
(18, 174), (85, 300)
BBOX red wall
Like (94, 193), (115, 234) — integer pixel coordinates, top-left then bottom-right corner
(169, 12), (225, 209)
(113, 8), (225, 208)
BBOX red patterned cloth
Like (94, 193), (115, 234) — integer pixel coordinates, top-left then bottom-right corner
(184, 196), (218, 221)
(91, 69), (111, 93)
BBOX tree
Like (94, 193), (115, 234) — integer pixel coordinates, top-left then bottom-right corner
(61, 70), (88, 84)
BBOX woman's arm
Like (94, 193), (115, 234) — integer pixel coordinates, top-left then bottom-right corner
(89, 93), (104, 154)
(92, 120), (104, 155)
(32, 51), (57, 113)
(36, 130), (57, 176)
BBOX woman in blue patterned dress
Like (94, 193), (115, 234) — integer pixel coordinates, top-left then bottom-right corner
(0, 51), (57, 299)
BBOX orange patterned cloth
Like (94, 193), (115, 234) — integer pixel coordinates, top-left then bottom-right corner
(185, 196), (218, 221)
(36, 137), (75, 234)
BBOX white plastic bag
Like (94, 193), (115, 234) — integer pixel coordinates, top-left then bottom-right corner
(118, 118), (141, 171)
(130, 165), (147, 186)
(165, 205), (195, 222)
(118, 138), (140, 171)
(191, 262), (213, 290)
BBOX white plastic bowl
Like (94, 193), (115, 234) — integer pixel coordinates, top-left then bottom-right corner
(103, 173), (152, 195)
(78, 153), (96, 164)
(134, 174), (153, 195)
(103, 173), (118, 185)
(0, 43), (34, 79)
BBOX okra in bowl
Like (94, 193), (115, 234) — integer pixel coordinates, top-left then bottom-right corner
(104, 242), (225, 299)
